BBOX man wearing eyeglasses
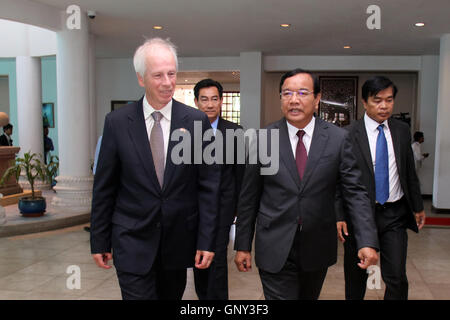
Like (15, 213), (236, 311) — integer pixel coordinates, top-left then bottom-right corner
(234, 68), (379, 300)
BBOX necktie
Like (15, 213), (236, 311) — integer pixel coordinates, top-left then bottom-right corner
(375, 124), (389, 204)
(150, 111), (165, 188)
(296, 130), (307, 180)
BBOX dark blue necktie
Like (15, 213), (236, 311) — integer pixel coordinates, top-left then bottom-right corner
(375, 124), (389, 204)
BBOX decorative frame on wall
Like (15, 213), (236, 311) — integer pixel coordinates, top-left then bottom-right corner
(318, 76), (358, 127)
(111, 100), (137, 111)
(42, 102), (55, 128)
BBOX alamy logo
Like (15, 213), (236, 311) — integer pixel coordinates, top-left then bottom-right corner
(66, 5), (81, 30)
(366, 5), (381, 30)
(66, 265), (81, 290)
(169, 122), (279, 176)
(366, 265), (381, 289)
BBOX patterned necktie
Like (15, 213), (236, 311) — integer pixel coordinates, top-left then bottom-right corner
(150, 111), (165, 188)
(375, 124), (389, 204)
(296, 130), (307, 180)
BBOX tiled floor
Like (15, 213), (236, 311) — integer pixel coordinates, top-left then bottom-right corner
(0, 200), (449, 300)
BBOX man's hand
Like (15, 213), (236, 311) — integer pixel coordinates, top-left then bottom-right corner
(357, 247), (378, 269)
(235, 251), (252, 272)
(92, 253), (113, 269)
(195, 250), (215, 269)
(336, 221), (348, 243)
(415, 210), (426, 230)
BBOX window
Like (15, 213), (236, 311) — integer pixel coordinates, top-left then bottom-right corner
(221, 91), (240, 124)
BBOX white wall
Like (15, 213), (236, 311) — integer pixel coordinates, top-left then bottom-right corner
(0, 77), (9, 115)
(95, 58), (144, 137)
(0, 19), (56, 58)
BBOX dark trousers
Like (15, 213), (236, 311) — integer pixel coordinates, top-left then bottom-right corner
(193, 225), (231, 300)
(116, 253), (187, 300)
(259, 227), (328, 300)
(343, 198), (409, 300)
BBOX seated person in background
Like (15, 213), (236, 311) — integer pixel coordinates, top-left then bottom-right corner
(0, 123), (13, 146)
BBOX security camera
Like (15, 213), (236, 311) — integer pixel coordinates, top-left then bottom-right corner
(87, 10), (96, 19)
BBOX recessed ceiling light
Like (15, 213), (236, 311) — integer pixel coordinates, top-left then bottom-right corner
(280, 24), (290, 28)
(415, 22), (425, 27)
(153, 25), (163, 30)
(344, 45), (351, 49)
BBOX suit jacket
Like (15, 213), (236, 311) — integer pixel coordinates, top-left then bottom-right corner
(234, 117), (378, 273)
(336, 118), (423, 233)
(0, 134), (12, 146)
(216, 117), (245, 227)
(90, 98), (220, 275)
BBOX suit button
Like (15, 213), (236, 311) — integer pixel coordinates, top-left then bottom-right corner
(156, 222), (161, 228)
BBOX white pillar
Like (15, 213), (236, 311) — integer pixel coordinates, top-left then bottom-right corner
(89, 34), (97, 159)
(16, 56), (44, 158)
(240, 52), (263, 129)
(433, 34), (450, 209)
(418, 56), (439, 195)
(52, 11), (93, 213)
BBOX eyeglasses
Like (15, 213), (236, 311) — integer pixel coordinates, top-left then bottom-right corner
(280, 89), (314, 99)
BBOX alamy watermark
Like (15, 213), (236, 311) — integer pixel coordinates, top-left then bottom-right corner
(170, 122), (279, 175)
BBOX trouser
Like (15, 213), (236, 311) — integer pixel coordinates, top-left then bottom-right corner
(116, 252), (187, 300)
(194, 225), (231, 300)
(258, 226), (328, 300)
(343, 197), (410, 300)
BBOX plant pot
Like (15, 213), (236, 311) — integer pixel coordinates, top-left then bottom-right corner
(18, 196), (46, 217)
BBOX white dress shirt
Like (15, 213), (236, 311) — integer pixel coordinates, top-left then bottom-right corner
(286, 116), (316, 158)
(364, 113), (404, 203)
(143, 95), (172, 168)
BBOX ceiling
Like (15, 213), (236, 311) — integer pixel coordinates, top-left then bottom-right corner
(30, 0), (450, 58)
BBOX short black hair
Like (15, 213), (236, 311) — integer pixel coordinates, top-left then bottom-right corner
(413, 131), (424, 142)
(362, 76), (398, 102)
(194, 78), (223, 100)
(3, 123), (12, 131)
(279, 68), (320, 97)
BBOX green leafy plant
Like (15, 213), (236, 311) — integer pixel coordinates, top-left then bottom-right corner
(0, 151), (46, 199)
(43, 155), (59, 185)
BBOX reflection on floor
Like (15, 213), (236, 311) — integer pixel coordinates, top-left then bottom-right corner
(0, 201), (450, 300)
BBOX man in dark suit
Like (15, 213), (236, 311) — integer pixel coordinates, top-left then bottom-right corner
(0, 123), (13, 146)
(337, 76), (426, 300)
(234, 68), (379, 300)
(193, 78), (244, 300)
(90, 38), (220, 300)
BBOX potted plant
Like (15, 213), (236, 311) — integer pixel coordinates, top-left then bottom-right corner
(43, 155), (59, 188)
(1, 151), (47, 217)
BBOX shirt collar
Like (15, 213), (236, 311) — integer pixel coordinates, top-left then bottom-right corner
(143, 94), (172, 122)
(364, 113), (389, 132)
(210, 116), (219, 130)
(286, 116), (315, 140)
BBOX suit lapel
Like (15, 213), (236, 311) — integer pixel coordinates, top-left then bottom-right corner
(388, 118), (402, 173)
(299, 118), (328, 193)
(162, 100), (189, 192)
(279, 119), (302, 189)
(127, 98), (161, 192)
(354, 119), (375, 177)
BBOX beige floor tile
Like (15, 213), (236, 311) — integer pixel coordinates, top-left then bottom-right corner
(0, 273), (55, 291)
(0, 290), (34, 300)
(30, 275), (105, 296)
(427, 284), (450, 300)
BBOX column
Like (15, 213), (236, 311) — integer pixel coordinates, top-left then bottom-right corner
(52, 11), (93, 213)
(432, 34), (450, 210)
(240, 52), (263, 130)
(89, 34), (97, 158)
(16, 56), (44, 157)
(418, 56), (439, 195)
